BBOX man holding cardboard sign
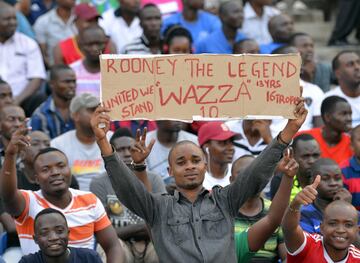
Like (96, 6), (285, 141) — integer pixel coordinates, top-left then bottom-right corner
(90, 92), (307, 262)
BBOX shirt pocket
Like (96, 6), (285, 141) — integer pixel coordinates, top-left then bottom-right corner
(167, 217), (191, 245)
(201, 210), (227, 240)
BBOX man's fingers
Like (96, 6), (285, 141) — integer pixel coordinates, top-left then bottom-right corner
(147, 138), (155, 152)
(141, 127), (147, 144)
(311, 175), (321, 189)
(299, 85), (303, 97)
(135, 129), (141, 142)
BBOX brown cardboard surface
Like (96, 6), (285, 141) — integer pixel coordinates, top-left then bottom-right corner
(100, 54), (301, 121)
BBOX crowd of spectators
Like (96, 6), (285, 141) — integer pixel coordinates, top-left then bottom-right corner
(0, 0), (360, 262)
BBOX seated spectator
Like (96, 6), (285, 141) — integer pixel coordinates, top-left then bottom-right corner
(232, 152), (297, 262)
(0, 79), (13, 108)
(198, 121), (240, 189)
(341, 125), (360, 210)
(270, 134), (321, 201)
(70, 25), (108, 98)
(161, 0), (221, 45)
(0, 129), (124, 260)
(233, 38), (260, 54)
(0, 2), (46, 115)
(290, 32), (333, 93)
(260, 14), (294, 54)
(30, 65), (76, 139)
(91, 128), (164, 262)
(242, 0), (280, 45)
(90, 95), (307, 262)
(145, 120), (198, 182)
(124, 4), (162, 55)
(270, 45), (324, 135)
(300, 158), (354, 234)
(33, 0), (77, 67)
(226, 119), (272, 160)
(19, 208), (103, 262)
(162, 25), (193, 54)
(53, 3), (116, 65)
(51, 93), (111, 190)
(282, 181), (360, 262)
(99, 0), (142, 53)
(324, 51), (360, 127)
(299, 96), (353, 165)
(195, 1), (246, 54)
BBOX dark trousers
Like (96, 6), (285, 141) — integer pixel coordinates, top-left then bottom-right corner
(328, 0), (360, 44)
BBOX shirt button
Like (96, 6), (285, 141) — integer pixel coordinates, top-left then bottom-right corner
(195, 218), (199, 222)
(198, 236), (201, 240)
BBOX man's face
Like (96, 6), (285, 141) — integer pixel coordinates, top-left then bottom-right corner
(321, 205), (358, 251)
(169, 36), (191, 54)
(80, 29), (107, 63)
(0, 106), (26, 141)
(56, 0), (75, 9)
(207, 139), (234, 165)
(184, 0), (204, 10)
(75, 18), (98, 33)
(316, 164), (343, 201)
(34, 151), (72, 195)
(156, 120), (183, 133)
(35, 213), (69, 257)
(74, 107), (96, 135)
(112, 137), (135, 166)
(271, 14), (294, 43)
(335, 52), (360, 87)
(221, 2), (243, 30)
(293, 35), (314, 63)
(51, 69), (76, 102)
(140, 7), (162, 39)
(294, 139), (321, 179)
(0, 6), (17, 41)
(169, 143), (207, 190)
(23, 131), (50, 165)
(120, 0), (140, 14)
(233, 40), (259, 54)
(0, 83), (13, 109)
(325, 101), (352, 133)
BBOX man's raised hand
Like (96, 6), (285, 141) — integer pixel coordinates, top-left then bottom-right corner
(91, 106), (111, 141)
(292, 175), (321, 209)
(6, 126), (31, 156)
(277, 147), (298, 178)
(131, 128), (155, 164)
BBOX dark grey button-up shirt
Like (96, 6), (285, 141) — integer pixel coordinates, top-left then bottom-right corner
(103, 139), (287, 263)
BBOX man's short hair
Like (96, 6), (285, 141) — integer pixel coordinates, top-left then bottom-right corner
(49, 64), (73, 81)
(168, 140), (200, 164)
(292, 133), (316, 152)
(110, 127), (133, 145)
(320, 95), (348, 118)
(34, 208), (67, 230)
(332, 50), (358, 71)
(289, 32), (311, 46)
(310, 158), (338, 178)
(139, 3), (159, 19)
(33, 147), (67, 164)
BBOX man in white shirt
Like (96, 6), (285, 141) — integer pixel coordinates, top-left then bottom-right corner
(51, 93), (112, 190)
(242, 0), (280, 45)
(0, 2), (46, 108)
(198, 121), (240, 190)
(100, 0), (143, 53)
(324, 51), (360, 127)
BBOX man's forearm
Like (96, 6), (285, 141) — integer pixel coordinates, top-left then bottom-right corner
(105, 244), (125, 263)
(15, 78), (42, 105)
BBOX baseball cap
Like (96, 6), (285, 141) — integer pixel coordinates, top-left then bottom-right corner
(70, 93), (99, 114)
(74, 3), (102, 21)
(198, 122), (240, 146)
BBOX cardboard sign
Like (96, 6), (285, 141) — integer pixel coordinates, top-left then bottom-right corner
(100, 54), (301, 121)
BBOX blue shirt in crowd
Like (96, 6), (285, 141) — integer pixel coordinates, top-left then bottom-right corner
(342, 156), (360, 210)
(195, 29), (247, 54)
(26, 0), (56, 25)
(300, 203), (322, 234)
(161, 10), (221, 44)
(260, 42), (284, 54)
(30, 96), (75, 139)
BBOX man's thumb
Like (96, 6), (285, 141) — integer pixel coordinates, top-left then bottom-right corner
(311, 175), (321, 189)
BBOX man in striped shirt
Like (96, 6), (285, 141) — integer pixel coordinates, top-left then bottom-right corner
(0, 126), (124, 262)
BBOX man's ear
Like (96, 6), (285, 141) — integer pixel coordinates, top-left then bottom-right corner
(167, 166), (173, 177)
(34, 234), (38, 244)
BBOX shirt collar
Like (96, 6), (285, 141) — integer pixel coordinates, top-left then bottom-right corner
(50, 8), (76, 25)
(322, 236), (350, 263)
(174, 187), (209, 202)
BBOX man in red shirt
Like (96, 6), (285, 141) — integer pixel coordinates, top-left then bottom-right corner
(282, 176), (360, 262)
(298, 95), (353, 165)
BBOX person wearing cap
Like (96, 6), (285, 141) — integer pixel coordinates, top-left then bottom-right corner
(198, 121), (240, 190)
(53, 3), (117, 65)
(90, 92), (308, 262)
(33, 0), (77, 67)
(51, 93), (113, 190)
